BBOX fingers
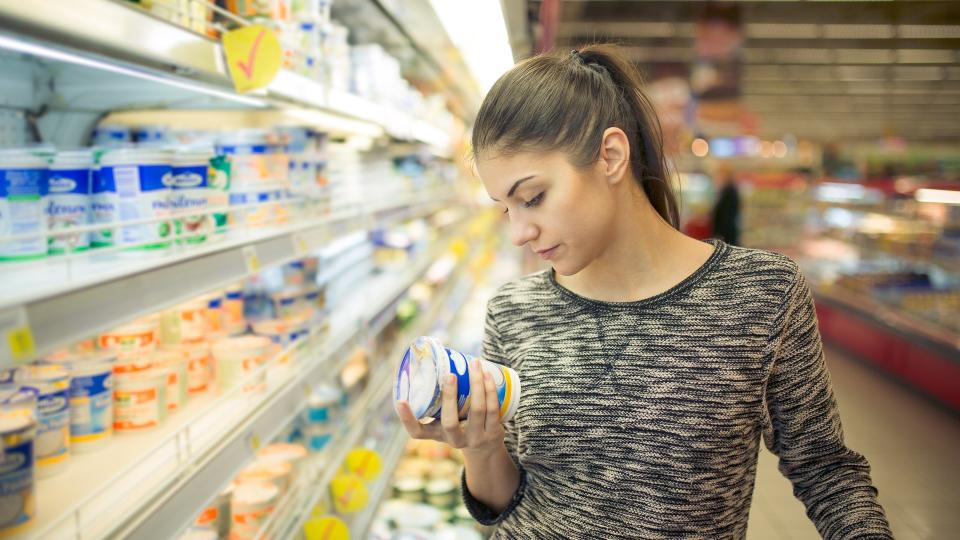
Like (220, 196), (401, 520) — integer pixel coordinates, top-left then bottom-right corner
(395, 401), (445, 442)
(439, 373), (465, 447)
(484, 370), (501, 427)
(467, 358), (487, 434)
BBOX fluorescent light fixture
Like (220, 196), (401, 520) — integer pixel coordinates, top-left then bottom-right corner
(0, 34), (267, 108)
(429, 0), (515, 95)
(282, 108), (384, 138)
(915, 188), (960, 205)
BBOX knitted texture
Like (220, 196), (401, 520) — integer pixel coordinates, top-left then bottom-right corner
(462, 240), (891, 539)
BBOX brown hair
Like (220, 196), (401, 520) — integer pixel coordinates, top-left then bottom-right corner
(472, 44), (679, 228)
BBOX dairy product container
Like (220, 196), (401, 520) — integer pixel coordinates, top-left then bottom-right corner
(170, 148), (212, 245)
(0, 390), (37, 538)
(256, 443), (307, 475)
(396, 336), (521, 423)
(175, 299), (208, 344)
(0, 149), (48, 261)
(91, 124), (130, 147)
(193, 485), (231, 537)
(228, 184), (284, 228)
(114, 369), (167, 432)
(222, 285), (246, 335)
(230, 483), (278, 540)
(204, 294), (224, 335)
(181, 342), (213, 396)
(17, 363), (71, 477)
(207, 154), (230, 236)
(98, 148), (172, 252)
(216, 131), (271, 187)
(59, 354), (114, 453)
(46, 149), (92, 254)
(132, 125), (167, 144)
(211, 335), (271, 394)
(89, 161), (118, 248)
(156, 349), (188, 412)
(236, 458), (292, 494)
(306, 385), (340, 424)
(99, 320), (158, 356)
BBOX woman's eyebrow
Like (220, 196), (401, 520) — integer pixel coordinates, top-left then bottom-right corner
(491, 175), (536, 201)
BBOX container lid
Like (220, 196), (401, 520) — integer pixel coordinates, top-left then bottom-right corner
(51, 149), (95, 169)
(57, 353), (115, 376)
(100, 147), (172, 166)
(211, 335), (272, 356)
(232, 483), (278, 505)
(115, 368), (166, 385)
(173, 146), (215, 164)
(393, 476), (424, 492)
(257, 443), (307, 463)
(19, 363), (70, 384)
(425, 479), (456, 495)
(238, 459), (292, 481)
(0, 148), (49, 168)
(395, 337), (444, 419)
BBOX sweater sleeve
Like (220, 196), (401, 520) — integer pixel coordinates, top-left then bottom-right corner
(762, 270), (892, 539)
(461, 301), (528, 525)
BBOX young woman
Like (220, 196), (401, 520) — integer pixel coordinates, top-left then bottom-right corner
(396, 44), (892, 539)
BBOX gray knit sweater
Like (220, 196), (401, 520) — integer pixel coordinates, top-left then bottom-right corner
(462, 240), (891, 539)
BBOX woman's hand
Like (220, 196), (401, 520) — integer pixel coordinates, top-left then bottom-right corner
(396, 357), (505, 457)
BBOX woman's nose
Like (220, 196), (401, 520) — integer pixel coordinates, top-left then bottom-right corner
(509, 218), (538, 247)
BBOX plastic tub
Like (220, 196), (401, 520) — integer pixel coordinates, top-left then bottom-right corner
(306, 385), (340, 424)
(230, 483), (278, 540)
(0, 148), (48, 261)
(256, 443), (308, 475)
(211, 335), (271, 394)
(155, 349), (188, 413)
(396, 336), (521, 423)
(170, 148), (212, 245)
(113, 369), (167, 432)
(222, 285), (246, 335)
(193, 485), (231, 537)
(176, 300), (208, 344)
(204, 294), (224, 335)
(98, 320), (158, 356)
(216, 131), (271, 187)
(98, 147), (172, 252)
(47, 149), (93, 254)
(180, 342), (213, 396)
(17, 363), (71, 477)
(236, 458), (292, 494)
(0, 396), (37, 538)
(91, 124), (130, 147)
(59, 354), (114, 453)
(89, 161), (117, 248)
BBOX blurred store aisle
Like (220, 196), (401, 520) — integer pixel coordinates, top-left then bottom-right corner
(747, 346), (960, 540)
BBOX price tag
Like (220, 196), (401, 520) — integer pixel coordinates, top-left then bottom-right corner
(222, 24), (282, 93)
(293, 234), (309, 257)
(242, 245), (261, 273)
(0, 306), (36, 365)
(249, 433), (261, 452)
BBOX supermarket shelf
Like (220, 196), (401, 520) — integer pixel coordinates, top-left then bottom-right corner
(25, 227), (458, 540)
(352, 424), (408, 539)
(0, 196), (447, 367)
(0, 0), (452, 149)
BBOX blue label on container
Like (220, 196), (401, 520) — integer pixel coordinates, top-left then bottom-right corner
(69, 370), (113, 439)
(168, 165), (208, 190)
(440, 348), (472, 420)
(101, 163), (171, 248)
(217, 144), (270, 155)
(0, 437), (34, 529)
(34, 387), (70, 462)
(0, 168), (48, 198)
(48, 169), (90, 195)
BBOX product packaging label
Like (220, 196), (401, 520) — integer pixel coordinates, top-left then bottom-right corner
(90, 168), (117, 247)
(114, 386), (162, 431)
(169, 163), (210, 244)
(46, 168), (91, 253)
(0, 437), (34, 529)
(0, 167), (48, 259)
(36, 388), (70, 464)
(69, 371), (113, 439)
(101, 163), (172, 250)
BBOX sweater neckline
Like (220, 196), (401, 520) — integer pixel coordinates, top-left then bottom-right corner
(547, 238), (728, 309)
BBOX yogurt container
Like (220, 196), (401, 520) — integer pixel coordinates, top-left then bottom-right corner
(60, 354), (114, 453)
(170, 148), (212, 245)
(230, 483), (278, 540)
(181, 342), (213, 396)
(0, 148), (48, 261)
(222, 286), (246, 335)
(17, 364), (71, 477)
(207, 154), (231, 236)
(46, 150), (93, 254)
(156, 349), (188, 412)
(194, 485), (231, 538)
(98, 148), (172, 252)
(256, 443), (308, 475)
(228, 184), (283, 228)
(0, 397), (37, 538)
(306, 385), (340, 424)
(396, 337), (520, 423)
(211, 335), (272, 394)
(98, 320), (158, 356)
(216, 131), (271, 187)
(89, 162), (118, 248)
(113, 369), (167, 432)
(175, 300), (208, 344)
(236, 458), (292, 495)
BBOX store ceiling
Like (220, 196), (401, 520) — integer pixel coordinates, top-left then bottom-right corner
(508, 0), (960, 143)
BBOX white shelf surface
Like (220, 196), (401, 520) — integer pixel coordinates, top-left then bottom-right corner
(0, 0), (452, 149)
(0, 196), (445, 366)
(22, 228), (461, 540)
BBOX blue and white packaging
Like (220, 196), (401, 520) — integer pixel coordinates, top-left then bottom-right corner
(0, 149), (48, 261)
(47, 150), (93, 254)
(170, 149), (212, 245)
(90, 164), (118, 248)
(0, 384), (37, 535)
(99, 148), (172, 252)
(16, 364), (71, 478)
(60, 355), (114, 453)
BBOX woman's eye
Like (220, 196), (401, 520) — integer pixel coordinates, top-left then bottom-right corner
(522, 192), (545, 208)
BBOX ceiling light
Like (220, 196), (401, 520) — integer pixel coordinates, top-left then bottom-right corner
(429, 0), (514, 95)
(915, 188), (960, 205)
(691, 138), (709, 157)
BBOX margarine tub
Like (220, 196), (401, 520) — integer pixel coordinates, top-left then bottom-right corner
(170, 148), (213, 245)
(396, 336), (520, 423)
(0, 148), (48, 261)
(180, 342), (213, 396)
(46, 149), (93, 254)
(113, 369), (167, 433)
(0, 388), (37, 538)
(211, 335), (272, 394)
(17, 364), (71, 478)
(155, 349), (188, 412)
(57, 354), (114, 453)
(99, 319), (159, 357)
(236, 458), (292, 494)
(98, 147), (172, 253)
(230, 483), (278, 540)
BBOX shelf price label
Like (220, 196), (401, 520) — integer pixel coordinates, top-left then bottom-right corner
(293, 234), (309, 257)
(222, 24), (282, 93)
(0, 306), (36, 366)
(242, 245), (261, 273)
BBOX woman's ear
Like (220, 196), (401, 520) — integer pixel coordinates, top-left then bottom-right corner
(599, 127), (630, 185)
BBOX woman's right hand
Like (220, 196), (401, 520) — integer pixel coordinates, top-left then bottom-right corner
(395, 357), (505, 457)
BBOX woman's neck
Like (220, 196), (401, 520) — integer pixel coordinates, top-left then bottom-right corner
(556, 191), (714, 303)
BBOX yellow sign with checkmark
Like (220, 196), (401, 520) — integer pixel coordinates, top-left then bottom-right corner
(222, 24), (282, 93)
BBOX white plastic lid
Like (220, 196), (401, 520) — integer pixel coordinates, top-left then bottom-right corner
(232, 483), (278, 506)
(100, 147), (172, 166)
(0, 148), (49, 168)
(173, 146), (215, 165)
(51, 149), (94, 170)
(216, 129), (269, 146)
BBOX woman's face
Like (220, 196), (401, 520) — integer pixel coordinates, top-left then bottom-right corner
(476, 151), (619, 276)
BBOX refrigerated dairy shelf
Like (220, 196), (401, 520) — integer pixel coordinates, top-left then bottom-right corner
(0, 195), (449, 367)
(20, 223), (465, 540)
(0, 0), (451, 150)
